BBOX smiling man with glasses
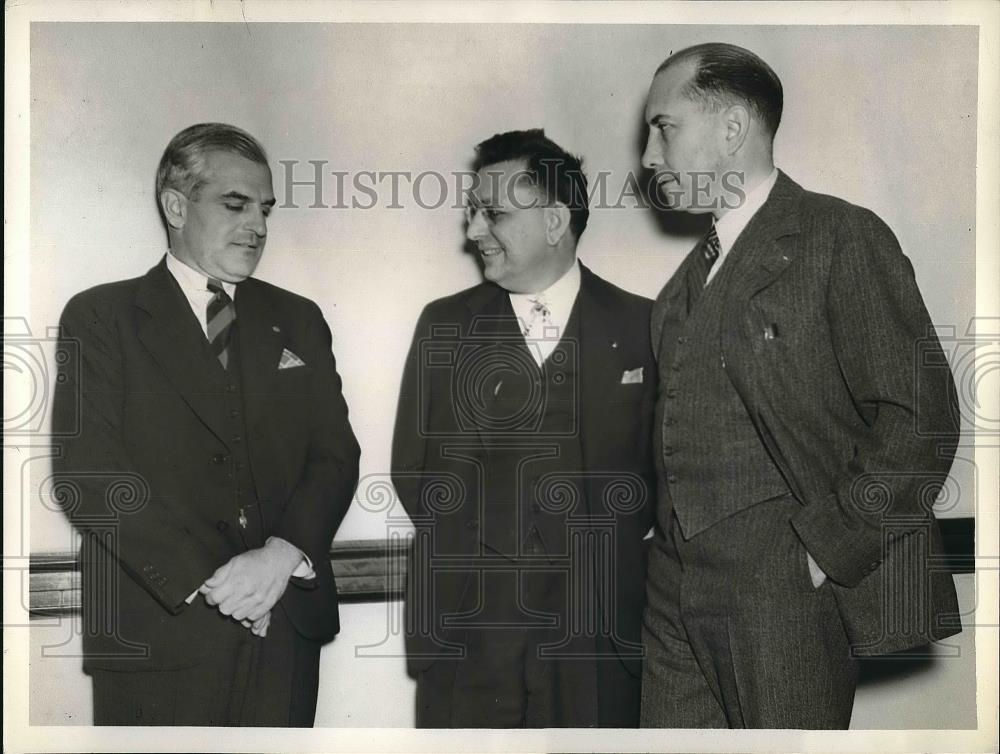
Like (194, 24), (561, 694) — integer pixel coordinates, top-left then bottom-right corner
(392, 128), (657, 727)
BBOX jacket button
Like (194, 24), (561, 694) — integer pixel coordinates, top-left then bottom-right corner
(226, 384), (237, 393)
(666, 388), (678, 399)
(212, 454), (226, 465)
(671, 363), (681, 372)
(676, 336), (688, 344)
(664, 418), (676, 427)
(230, 409), (240, 419)
(667, 474), (678, 484)
(231, 436), (242, 444)
(663, 446), (675, 456)
(216, 520), (229, 532)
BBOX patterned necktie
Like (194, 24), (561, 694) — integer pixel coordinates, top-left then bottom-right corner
(206, 278), (235, 369)
(685, 224), (721, 310)
(522, 296), (551, 337)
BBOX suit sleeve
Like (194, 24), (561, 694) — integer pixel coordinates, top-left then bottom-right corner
(790, 209), (960, 587)
(391, 307), (432, 524)
(273, 302), (360, 567)
(53, 294), (221, 613)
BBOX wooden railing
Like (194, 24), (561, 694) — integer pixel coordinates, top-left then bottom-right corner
(27, 518), (975, 617)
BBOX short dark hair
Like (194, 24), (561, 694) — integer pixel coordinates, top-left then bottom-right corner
(473, 129), (590, 240)
(656, 43), (783, 138)
(156, 123), (269, 202)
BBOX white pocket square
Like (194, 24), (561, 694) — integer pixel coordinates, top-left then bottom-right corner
(278, 348), (306, 370)
(621, 367), (644, 385)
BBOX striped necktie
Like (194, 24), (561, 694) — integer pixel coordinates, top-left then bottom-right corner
(206, 278), (235, 369)
(685, 224), (721, 310)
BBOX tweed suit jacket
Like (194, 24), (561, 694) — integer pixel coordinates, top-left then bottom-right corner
(651, 171), (961, 655)
(52, 258), (361, 671)
(392, 263), (656, 676)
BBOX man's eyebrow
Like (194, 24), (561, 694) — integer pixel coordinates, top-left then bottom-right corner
(220, 191), (276, 207)
(466, 192), (497, 208)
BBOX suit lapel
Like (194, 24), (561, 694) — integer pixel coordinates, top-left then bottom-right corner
(577, 265), (630, 476)
(463, 284), (524, 444)
(133, 259), (230, 444)
(233, 280), (285, 433)
(723, 171), (804, 305)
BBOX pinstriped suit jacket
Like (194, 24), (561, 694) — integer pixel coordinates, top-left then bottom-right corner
(651, 171), (961, 655)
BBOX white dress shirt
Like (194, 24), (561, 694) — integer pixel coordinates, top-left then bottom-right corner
(509, 260), (582, 367)
(706, 168), (779, 286)
(165, 252), (314, 591)
(165, 251), (237, 336)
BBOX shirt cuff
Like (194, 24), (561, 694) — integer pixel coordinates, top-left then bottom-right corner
(267, 536), (315, 580)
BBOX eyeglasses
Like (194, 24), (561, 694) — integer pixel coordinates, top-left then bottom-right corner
(464, 192), (545, 226)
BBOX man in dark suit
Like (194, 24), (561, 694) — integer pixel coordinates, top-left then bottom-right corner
(392, 129), (655, 727)
(638, 43), (961, 729)
(52, 123), (360, 726)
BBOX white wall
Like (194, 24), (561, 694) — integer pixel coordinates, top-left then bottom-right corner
(22, 22), (980, 728)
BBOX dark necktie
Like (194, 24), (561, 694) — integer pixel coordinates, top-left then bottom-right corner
(206, 278), (235, 369)
(685, 224), (721, 310)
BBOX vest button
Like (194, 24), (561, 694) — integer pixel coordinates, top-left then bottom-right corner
(677, 336), (688, 345)
(664, 417), (676, 427)
(235, 461), (245, 471)
(532, 503), (542, 514)
(466, 518), (479, 530)
(231, 436), (242, 444)
(230, 409), (240, 419)
(671, 363), (681, 372)
(663, 446), (675, 456)
(666, 389), (678, 399)
(667, 474), (678, 484)
(226, 384), (237, 393)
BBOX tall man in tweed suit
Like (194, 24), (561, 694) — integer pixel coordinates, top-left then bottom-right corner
(392, 130), (655, 727)
(638, 44), (961, 728)
(53, 123), (360, 725)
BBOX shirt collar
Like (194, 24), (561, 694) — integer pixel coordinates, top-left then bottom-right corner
(713, 168), (779, 256)
(166, 251), (237, 299)
(508, 259), (581, 329)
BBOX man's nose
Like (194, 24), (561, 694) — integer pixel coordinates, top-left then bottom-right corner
(465, 210), (488, 241)
(641, 130), (662, 170)
(246, 206), (267, 237)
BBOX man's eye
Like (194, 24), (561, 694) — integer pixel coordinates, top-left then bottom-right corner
(484, 208), (503, 222)
(225, 204), (245, 212)
(262, 207), (272, 218)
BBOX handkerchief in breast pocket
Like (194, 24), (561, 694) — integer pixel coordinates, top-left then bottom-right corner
(620, 367), (644, 385)
(278, 348), (306, 370)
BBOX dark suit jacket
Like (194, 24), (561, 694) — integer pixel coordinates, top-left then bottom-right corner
(52, 258), (360, 671)
(392, 264), (656, 676)
(651, 171), (961, 655)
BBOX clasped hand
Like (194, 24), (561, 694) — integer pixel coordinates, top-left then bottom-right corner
(199, 538), (302, 635)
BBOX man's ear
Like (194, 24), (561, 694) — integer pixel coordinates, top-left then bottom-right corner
(545, 204), (572, 245)
(723, 104), (751, 156)
(159, 188), (188, 230)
